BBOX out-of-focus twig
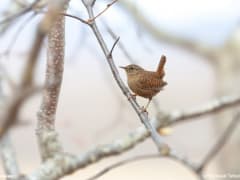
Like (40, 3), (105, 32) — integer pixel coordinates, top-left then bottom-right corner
(87, 0), (118, 23)
(85, 153), (204, 180)
(0, 0), (69, 141)
(0, 134), (20, 180)
(0, 0), (40, 26)
(0, 76), (19, 180)
(0, 12), (37, 58)
(196, 111), (240, 173)
(103, 21), (136, 63)
(0, 86), (41, 139)
(158, 94), (240, 127)
(85, 154), (160, 180)
(21, 0), (70, 89)
(118, 0), (217, 62)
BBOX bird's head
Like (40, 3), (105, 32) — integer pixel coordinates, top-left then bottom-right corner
(119, 64), (144, 76)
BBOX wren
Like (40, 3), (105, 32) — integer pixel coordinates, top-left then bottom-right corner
(120, 55), (167, 111)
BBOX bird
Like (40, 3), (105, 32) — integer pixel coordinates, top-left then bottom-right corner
(120, 55), (167, 111)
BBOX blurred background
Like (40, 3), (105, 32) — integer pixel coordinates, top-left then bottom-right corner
(0, 0), (240, 179)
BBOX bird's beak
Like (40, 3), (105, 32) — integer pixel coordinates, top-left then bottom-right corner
(119, 66), (126, 69)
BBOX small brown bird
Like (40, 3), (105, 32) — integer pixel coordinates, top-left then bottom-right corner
(120, 55), (167, 111)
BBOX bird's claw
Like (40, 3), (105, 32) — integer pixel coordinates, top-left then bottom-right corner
(128, 94), (137, 101)
(140, 106), (148, 114)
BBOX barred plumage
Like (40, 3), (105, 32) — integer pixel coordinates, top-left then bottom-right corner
(120, 55), (167, 111)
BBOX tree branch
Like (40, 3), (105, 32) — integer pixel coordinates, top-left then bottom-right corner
(87, 0), (118, 23)
(158, 94), (240, 127)
(81, 0), (169, 155)
(25, 92), (240, 179)
(103, 21), (165, 112)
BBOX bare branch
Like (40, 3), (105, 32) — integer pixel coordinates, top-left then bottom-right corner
(108, 36), (120, 58)
(118, 0), (217, 61)
(87, 0), (118, 23)
(85, 153), (203, 180)
(196, 112), (240, 173)
(85, 154), (159, 180)
(82, 0), (169, 155)
(36, 9), (90, 24)
(27, 126), (149, 179)
(25, 92), (240, 179)
(0, 0), (40, 26)
(103, 22), (165, 113)
(159, 94), (240, 127)
(0, 134), (19, 179)
(0, 12), (37, 58)
(60, 12), (89, 24)
(0, 86), (41, 139)
(103, 21), (137, 64)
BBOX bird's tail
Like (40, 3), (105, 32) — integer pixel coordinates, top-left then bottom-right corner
(156, 55), (166, 78)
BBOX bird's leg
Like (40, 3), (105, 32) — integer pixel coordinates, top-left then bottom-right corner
(128, 93), (137, 100)
(141, 98), (152, 112)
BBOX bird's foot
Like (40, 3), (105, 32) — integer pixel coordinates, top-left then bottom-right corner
(128, 93), (137, 101)
(140, 106), (148, 114)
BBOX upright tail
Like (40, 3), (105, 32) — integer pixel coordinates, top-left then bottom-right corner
(156, 55), (166, 78)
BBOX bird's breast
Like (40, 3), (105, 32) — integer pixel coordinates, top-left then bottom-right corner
(127, 73), (165, 99)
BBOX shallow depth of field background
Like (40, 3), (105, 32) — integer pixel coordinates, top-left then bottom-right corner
(0, 0), (240, 179)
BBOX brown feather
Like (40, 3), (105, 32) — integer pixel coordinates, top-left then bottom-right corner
(128, 71), (167, 99)
(156, 55), (166, 78)
(121, 55), (167, 102)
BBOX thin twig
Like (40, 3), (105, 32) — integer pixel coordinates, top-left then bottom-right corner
(59, 12), (89, 24)
(20, 27), (45, 88)
(103, 21), (136, 63)
(85, 154), (160, 180)
(103, 21), (163, 112)
(196, 112), (240, 173)
(36, 9), (90, 24)
(108, 36), (120, 58)
(0, 86), (42, 139)
(161, 94), (240, 127)
(118, 0), (217, 62)
(85, 153), (200, 180)
(88, 0), (118, 23)
(0, 12), (37, 58)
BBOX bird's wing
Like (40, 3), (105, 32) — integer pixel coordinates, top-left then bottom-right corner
(136, 75), (166, 92)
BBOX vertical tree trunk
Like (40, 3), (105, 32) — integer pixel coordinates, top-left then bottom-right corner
(36, 3), (69, 161)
